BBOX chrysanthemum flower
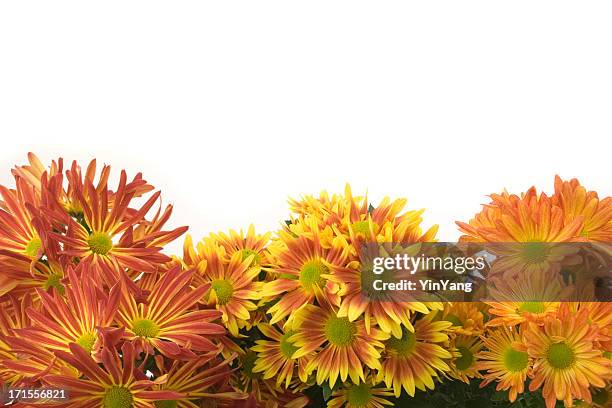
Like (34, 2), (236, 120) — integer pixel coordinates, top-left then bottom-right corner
(188, 240), (262, 336)
(0, 250), (67, 297)
(333, 252), (440, 338)
(524, 305), (612, 408)
(231, 349), (281, 404)
(457, 187), (584, 243)
(477, 326), (531, 402)
(377, 312), (452, 397)
(45, 341), (182, 408)
(262, 225), (343, 324)
(290, 303), (389, 388)
(441, 302), (486, 336)
(56, 168), (186, 281)
(116, 266), (225, 359)
(252, 322), (311, 388)
(151, 351), (246, 407)
(327, 378), (394, 408)
(553, 176), (612, 242)
(208, 225), (272, 268)
(485, 270), (568, 327)
(12, 152), (63, 195)
(0, 178), (47, 262)
(14, 266), (118, 357)
(447, 335), (484, 383)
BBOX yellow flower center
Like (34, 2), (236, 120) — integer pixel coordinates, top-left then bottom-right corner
(520, 242), (549, 263)
(503, 347), (529, 372)
(455, 346), (474, 371)
(445, 314), (463, 327)
(324, 316), (357, 347)
(385, 331), (417, 357)
(279, 331), (299, 359)
(518, 302), (545, 314)
(76, 332), (97, 354)
(299, 259), (328, 291)
(346, 383), (373, 407)
(25, 237), (42, 258)
(103, 386), (133, 408)
(155, 401), (178, 408)
(131, 318), (160, 338)
(43, 273), (65, 295)
(240, 248), (261, 266)
(88, 232), (113, 255)
(546, 342), (574, 369)
(211, 279), (234, 305)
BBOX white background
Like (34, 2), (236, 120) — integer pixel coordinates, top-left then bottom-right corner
(1, 2), (610, 255)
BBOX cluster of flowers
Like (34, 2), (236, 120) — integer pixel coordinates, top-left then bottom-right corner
(0, 154), (610, 408)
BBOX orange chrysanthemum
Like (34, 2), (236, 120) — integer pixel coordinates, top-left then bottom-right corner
(45, 341), (182, 408)
(116, 266), (225, 359)
(13, 266), (118, 357)
(56, 167), (186, 282)
(553, 175), (612, 242)
(525, 305), (612, 408)
(477, 326), (531, 402)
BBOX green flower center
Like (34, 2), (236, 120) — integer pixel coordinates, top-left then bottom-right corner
(446, 314), (463, 327)
(76, 332), (97, 354)
(211, 279), (234, 305)
(240, 248), (261, 266)
(520, 242), (549, 264)
(324, 316), (357, 347)
(352, 221), (377, 237)
(386, 331), (417, 357)
(88, 232), (113, 255)
(546, 342), (574, 369)
(299, 259), (328, 291)
(503, 347), (529, 372)
(518, 302), (545, 314)
(279, 331), (299, 359)
(455, 346), (474, 371)
(242, 351), (262, 379)
(25, 237), (42, 258)
(131, 318), (160, 338)
(155, 401), (178, 408)
(604, 351), (612, 359)
(43, 273), (65, 295)
(346, 383), (373, 407)
(103, 386), (133, 408)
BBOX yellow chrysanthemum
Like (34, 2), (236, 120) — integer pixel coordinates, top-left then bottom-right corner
(327, 378), (394, 408)
(377, 311), (452, 397)
(209, 224), (272, 268)
(252, 322), (312, 389)
(262, 223), (344, 324)
(525, 305), (612, 408)
(185, 237), (262, 336)
(290, 303), (389, 388)
(477, 326), (531, 402)
(441, 302), (485, 336)
(447, 335), (484, 383)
